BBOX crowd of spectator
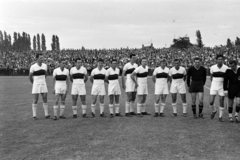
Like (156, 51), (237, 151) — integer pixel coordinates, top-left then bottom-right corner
(0, 45), (240, 76)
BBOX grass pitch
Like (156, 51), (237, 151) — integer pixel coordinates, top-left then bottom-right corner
(1, 76), (240, 160)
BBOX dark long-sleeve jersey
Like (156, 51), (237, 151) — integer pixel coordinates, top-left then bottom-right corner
(187, 66), (207, 87)
(223, 68), (240, 91)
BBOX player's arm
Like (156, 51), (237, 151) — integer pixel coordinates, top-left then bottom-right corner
(183, 68), (187, 81)
(186, 67), (191, 87)
(203, 67), (207, 86)
(152, 68), (156, 83)
(210, 66), (213, 81)
(45, 65), (48, 78)
(90, 69), (94, 83)
(66, 73), (70, 94)
(223, 70), (229, 95)
(152, 75), (156, 83)
(69, 69), (73, 83)
(131, 72), (138, 86)
(90, 75), (94, 83)
(29, 66), (34, 84)
(29, 72), (33, 84)
(52, 70), (56, 94)
(84, 68), (88, 83)
(105, 70), (109, 84)
(121, 70), (126, 89)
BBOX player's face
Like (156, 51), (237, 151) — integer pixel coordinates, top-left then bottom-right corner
(38, 55), (44, 63)
(76, 60), (82, 67)
(141, 59), (147, 66)
(112, 61), (117, 68)
(194, 60), (200, 68)
(161, 61), (166, 68)
(174, 61), (180, 68)
(131, 56), (136, 62)
(98, 61), (103, 68)
(60, 61), (67, 68)
(229, 63), (236, 70)
(217, 57), (223, 65)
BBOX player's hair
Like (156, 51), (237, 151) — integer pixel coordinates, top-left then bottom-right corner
(75, 58), (81, 62)
(174, 58), (179, 62)
(194, 57), (201, 61)
(59, 58), (66, 63)
(36, 53), (43, 59)
(111, 59), (117, 63)
(129, 54), (136, 59)
(98, 58), (104, 63)
(216, 54), (224, 60)
(229, 60), (237, 65)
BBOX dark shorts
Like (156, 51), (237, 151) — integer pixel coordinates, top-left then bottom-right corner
(228, 85), (240, 99)
(189, 81), (204, 93)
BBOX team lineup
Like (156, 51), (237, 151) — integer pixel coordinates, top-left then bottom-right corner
(29, 53), (240, 122)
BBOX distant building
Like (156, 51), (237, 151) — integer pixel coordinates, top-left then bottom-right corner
(142, 43), (154, 49)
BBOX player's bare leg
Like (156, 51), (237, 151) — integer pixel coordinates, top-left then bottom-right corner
(41, 93), (50, 118)
(125, 92), (132, 117)
(99, 95), (106, 117)
(59, 93), (67, 119)
(235, 98), (240, 123)
(198, 92), (204, 118)
(72, 95), (78, 118)
(141, 94), (150, 115)
(130, 91), (137, 115)
(180, 93), (187, 117)
(137, 95), (143, 117)
(109, 95), (114, 117)
(91, 95), (98, 117)
(114, 95), (122, 117)
(219, 96), (225, 122)
(32, 94), (39, 119)
(80, 95), (87, 117)
(159, 94), (167, 117)
(228, 98), (234, 122)
(171, 93), (177, 116)
(53, 94), (60, 120)
(191, 93), (197, 118)
(210, 95), (217, 119)
(154, 95), (161, 117)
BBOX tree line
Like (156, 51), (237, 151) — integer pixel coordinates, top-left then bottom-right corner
(0, 30), (60, 52)
(171, 30), (240, 49)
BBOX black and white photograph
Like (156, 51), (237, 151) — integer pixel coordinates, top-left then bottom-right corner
(1, 0), (240, 159)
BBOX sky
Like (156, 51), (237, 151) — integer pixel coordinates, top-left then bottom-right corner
(1, 0), (240, 49)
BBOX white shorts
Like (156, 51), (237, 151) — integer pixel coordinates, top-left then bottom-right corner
(91, 83), (106, 96)
(155, 83), (169, 95)
(137, 83), (148, 95)
(108, 83), (121, 96)
(55, 83), (67, 94)
(125, 79), (136, 92)
(170, 82), (186, 94)
(32, 84), (48, 94)
(71, 84), (86, 95)
(210, 88), (224, 96)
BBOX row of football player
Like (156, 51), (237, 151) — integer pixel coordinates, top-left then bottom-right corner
(29, 53), (240, 122)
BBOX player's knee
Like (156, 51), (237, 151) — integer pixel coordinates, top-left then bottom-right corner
(199, 101), (203, 106)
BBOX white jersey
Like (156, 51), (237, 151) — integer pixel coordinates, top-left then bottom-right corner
(106, 67), (120, 84)
(169, 66), (186, 84)
(123, 62), (138, 79)
(70, 66), (87, 85)
(30, 63), (47, 85)
(53, 67), (69, 84)
(134, 65), (148, 84)
(91, 67), (106, 84)
(153, 67), (169, 84)
(210, 64), (228, 90)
